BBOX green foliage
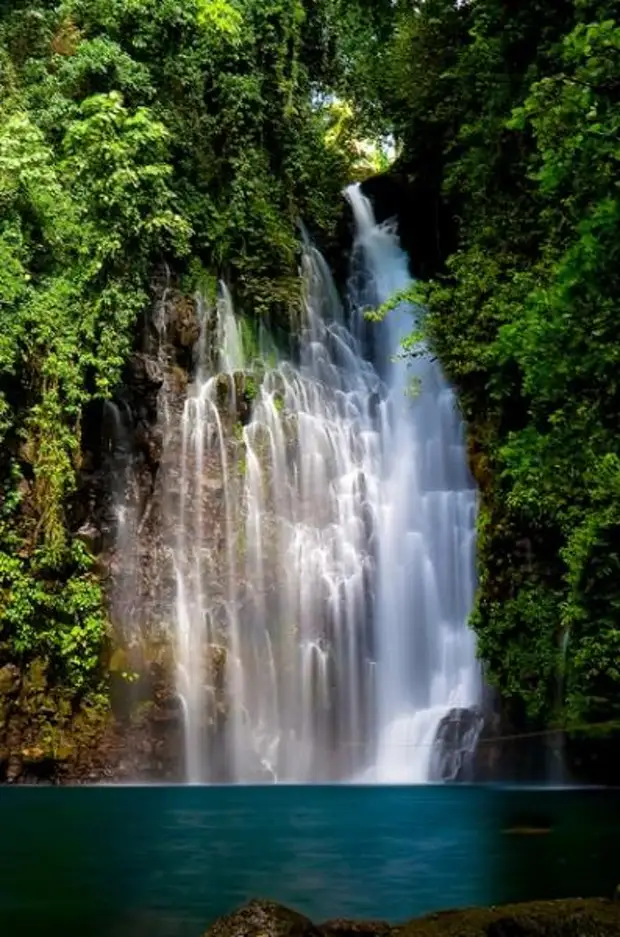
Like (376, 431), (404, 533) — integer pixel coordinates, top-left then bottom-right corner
(0, 0), (365, 730)
(238, 318), (262, 368)
(0, 544), (107, 691)
(382, 0), (620, 728)
(242, 375), (259, 403)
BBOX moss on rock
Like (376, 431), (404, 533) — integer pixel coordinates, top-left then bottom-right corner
(203, 899), (620, 937)
(395, 899), (620, 936)
(205, 899), (323, 937)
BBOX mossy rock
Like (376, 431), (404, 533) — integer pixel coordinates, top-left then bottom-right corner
(205, 643), (227, 683)
(204, 899), (322, 937)
(204, 900), (620, 937)
(169, 364), (189, 394)
(22, 658), (48, 694)
(168, 294), (200, 350)
(51, 738), (74, 761)
(394, 899), (619, 936)
(71, 698), (111, 751)
(212, 373), (233, 413)
(0, 663), (21, 696)
(211, 371), (259, 425)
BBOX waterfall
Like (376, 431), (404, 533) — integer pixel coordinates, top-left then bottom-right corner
(346, 186), (479, 781)
(171, 286), (247, 783)
(169, 185), (479, 782)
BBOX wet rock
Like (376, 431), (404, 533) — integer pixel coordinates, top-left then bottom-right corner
(76, 519), (102, 554)
(125, 353), (165, 422)
(167, 293), (201, 351)
(214, 373), (234, 410)
(204, 900), (323, 937)
(468, 687), (551, 784)
(135, 421), (164, 468)
(428, 707), (483, 782)
(234, 371), (257, 424)
(204, 476), (224, 493)
(128, 352), (165, 391)
(360, 171), (457, 281)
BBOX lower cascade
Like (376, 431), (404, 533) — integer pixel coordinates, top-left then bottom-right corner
(151, 185), (480, 783)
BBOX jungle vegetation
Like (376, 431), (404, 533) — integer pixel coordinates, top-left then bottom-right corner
(1, 0), (619, 755)
(368, 0), (620, 731)
(0, 0), (377, 740)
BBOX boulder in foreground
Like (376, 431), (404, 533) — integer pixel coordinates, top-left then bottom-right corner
(205, 899), (323, 937)
(204, 898), (620, 937)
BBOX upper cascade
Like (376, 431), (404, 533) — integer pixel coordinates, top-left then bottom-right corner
(346, 184), (479, 781)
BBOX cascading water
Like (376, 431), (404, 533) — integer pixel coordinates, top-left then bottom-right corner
(170, 185), (479, 782)
(346, 187), (479, 782)
(171, 284), (247, 783)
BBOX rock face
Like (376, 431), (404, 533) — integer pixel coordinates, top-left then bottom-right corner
(204, 899), (620, 937)
(0, 265), (274, 785)
(61, 267), (255, 783)
(360, 172), (459, 282)
(0, 267), (200, 784)
(71, 272), (209, 782)
(428, 707), (483, 782)
(0, 664), (20, 698)
(467, 687), (553, 785)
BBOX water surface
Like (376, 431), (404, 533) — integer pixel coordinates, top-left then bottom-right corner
(0, 785), (618, 937)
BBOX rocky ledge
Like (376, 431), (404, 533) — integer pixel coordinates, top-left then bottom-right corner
(203, 898), (620, 937)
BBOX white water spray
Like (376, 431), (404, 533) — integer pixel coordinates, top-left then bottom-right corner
(346, 186), (479, 781)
